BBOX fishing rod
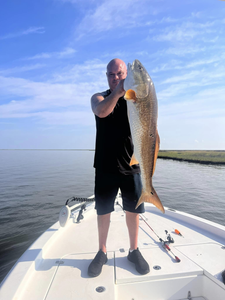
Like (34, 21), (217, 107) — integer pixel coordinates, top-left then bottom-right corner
(116, 201), (181, 263)
(139, 212), (181, 263)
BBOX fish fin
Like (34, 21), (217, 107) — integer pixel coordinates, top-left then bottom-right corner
(135, 189), (165, 213)
(124, 89), (137, 101)
(130, 153), (139, 166)
(152, 130), (160, 176)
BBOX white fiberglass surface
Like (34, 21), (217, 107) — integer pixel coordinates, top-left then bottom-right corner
(1, 198), (225, 300)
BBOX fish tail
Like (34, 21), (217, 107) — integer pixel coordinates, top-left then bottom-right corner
(135, 188), (165, 213)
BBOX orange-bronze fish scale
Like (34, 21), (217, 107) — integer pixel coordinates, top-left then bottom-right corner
(124, 59), (165, 213)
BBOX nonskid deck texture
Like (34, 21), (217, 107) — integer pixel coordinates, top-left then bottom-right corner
(1, 195), (225, 300)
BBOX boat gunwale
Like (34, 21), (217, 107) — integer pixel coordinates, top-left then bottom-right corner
(1, 201), (225, 299)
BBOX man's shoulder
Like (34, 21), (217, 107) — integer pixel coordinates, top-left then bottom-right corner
(92, 89), (111, 99)
(101, 89), (111, 98)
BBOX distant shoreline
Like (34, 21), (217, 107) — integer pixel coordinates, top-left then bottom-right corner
(158, 150), (225, 165)
(1, 149), (225, 165)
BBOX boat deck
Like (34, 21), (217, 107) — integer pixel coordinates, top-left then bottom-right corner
(1, 194), (225, 300)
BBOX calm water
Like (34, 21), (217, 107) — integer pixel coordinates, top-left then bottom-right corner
(0, 150), (225, 283)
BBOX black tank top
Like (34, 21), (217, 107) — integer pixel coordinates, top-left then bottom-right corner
(93, 89), (140, 175)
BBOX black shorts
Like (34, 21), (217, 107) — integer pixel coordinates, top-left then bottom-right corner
(94, 170), (145, 215)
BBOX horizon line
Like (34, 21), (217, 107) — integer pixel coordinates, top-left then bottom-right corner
(0, 149), (224, 151)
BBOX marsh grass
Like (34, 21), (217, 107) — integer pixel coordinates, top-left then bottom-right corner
(158, 150), (225, 165)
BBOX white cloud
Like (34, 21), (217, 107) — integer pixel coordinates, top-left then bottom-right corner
(153, 20), (217, 43)
(50, 59), (107, 85)
(58, 48), (76, 57)
(152, 61), (179, 73)
(158, 85), (225, 120)
(29, 53), (52, 59)
(158, 88), (225, 149)
(0, 77), (92, 114)
(158, 108), (225, 150)
(55, 0), (89, 3)
(158, 63), (225, 87)
(0, 109), (94, 126)
(75, 0), (155, 38)
(26, 47), (76, 60)
(182, 56), (221, 69)
(35, 110), (94, 126)
(0, 59), (108, 123)
(202, 36), (219, 43)
(191, 12), (202, 18)
(159, 16), (178, 23)
(163, 45), (206, 56)
(155, 25), (199, 42)
(22, 27), (45, 35)
(57, 0), (77, 3)
(161, 70), (201, 84)
(152, 51), (225, 73)
(0, 27), (45, 40)
(0, 64), (45, 75)
(158, 76), (225, 104)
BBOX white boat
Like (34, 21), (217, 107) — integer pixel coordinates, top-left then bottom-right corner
(1, 193), (225, 300)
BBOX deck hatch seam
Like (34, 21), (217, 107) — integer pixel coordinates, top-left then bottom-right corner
(43, 262), (60, 300)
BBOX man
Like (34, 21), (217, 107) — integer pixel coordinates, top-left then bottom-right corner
(88, 58), (149, 277)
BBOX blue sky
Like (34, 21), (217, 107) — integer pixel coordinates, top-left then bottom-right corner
(0, 0), (225, 150)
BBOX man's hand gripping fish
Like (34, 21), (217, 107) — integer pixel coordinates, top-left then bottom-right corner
(124, 59), (165, 213)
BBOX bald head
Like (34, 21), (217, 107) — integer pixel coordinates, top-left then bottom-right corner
(106, 58), (127, 91)
(107, 58), (127, 73)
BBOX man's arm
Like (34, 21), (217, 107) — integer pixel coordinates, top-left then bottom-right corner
(91, 80), (125, 118)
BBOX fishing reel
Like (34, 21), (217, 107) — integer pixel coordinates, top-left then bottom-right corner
(165, 230), (174, 244)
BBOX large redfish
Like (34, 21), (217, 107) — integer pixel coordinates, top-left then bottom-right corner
(124, 59), (165, 213)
